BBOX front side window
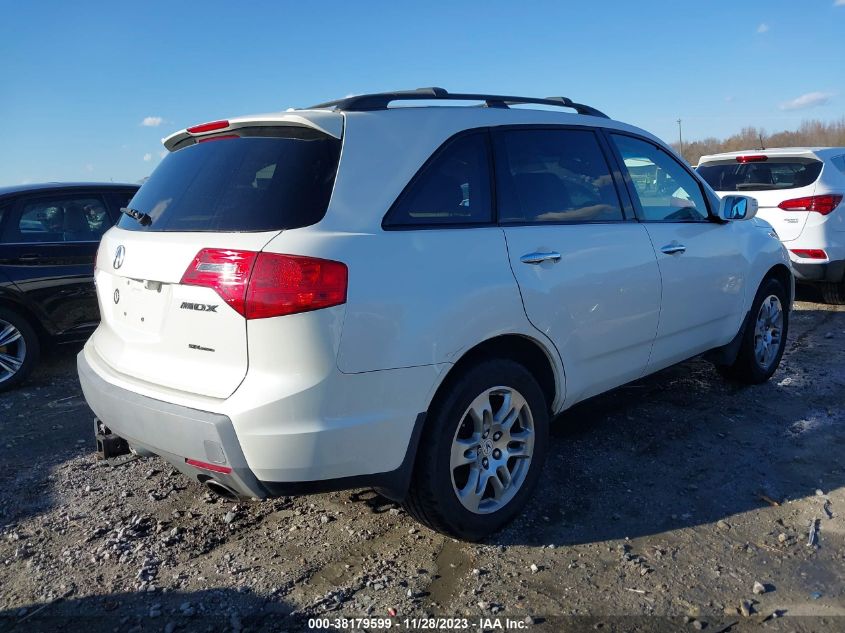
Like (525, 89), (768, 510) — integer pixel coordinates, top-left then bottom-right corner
(495, 128), (623, 223)
(2, 195), (111, 243)
(384, 132), (492, 227)
(612, 134), (709, 222)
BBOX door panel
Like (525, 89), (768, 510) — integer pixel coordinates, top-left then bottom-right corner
(0, 241), (100, 335)
(492, 127), (661, 405)
(504, 224), (661, 404)
(607, 133), (746, 371)
(642, 222), (746, 371)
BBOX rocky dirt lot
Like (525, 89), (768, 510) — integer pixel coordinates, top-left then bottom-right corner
(0, 294), (844, 633)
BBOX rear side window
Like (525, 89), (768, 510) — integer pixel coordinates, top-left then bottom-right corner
(697, 158), (823, 192)
(120, 127), (341, 232)
(832, 155), (845, 175)
(494, 128), (623, 223)
(384, 132), (492, 227)
(2, 195), (111, 243)
(612, 134), (708, 222)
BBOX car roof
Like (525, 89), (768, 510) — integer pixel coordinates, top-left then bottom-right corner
(0, 181), (139, 198)
(164, 104), (658, 150)
(699, 147), (845, 163)
(163, 89), (665, 152)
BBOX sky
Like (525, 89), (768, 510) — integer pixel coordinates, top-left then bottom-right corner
(1, 0), (843, 186)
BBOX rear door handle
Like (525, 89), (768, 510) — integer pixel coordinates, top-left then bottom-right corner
(660, 244), (686, 255)
(16, 254), (40, 263)
(520, 251), (562, 265)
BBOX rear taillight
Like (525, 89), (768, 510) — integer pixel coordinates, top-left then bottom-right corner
(180, 249), (347, 319)
(790, 249), (828, 260)
(181, 249), (257, 315)
(246, 253), (347, 319)
(778, 194), (843, 215)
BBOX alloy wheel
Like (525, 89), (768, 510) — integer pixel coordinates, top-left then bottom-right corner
(450, 386), (535, 514)
(0, 318), (26, 384)
(753, 294), (783, 370)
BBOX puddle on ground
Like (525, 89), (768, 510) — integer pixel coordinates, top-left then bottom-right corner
(427, 537), (472, 611)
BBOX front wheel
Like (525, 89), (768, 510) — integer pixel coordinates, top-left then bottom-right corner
(404, 359), (549, 541)
(717, 277), (788, 384)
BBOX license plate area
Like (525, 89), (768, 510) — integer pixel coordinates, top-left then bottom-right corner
(113, 277), (171, 332)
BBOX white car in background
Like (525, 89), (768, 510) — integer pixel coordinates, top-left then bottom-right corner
(697, 148), (845, 303)
(78, 88), (792, 540)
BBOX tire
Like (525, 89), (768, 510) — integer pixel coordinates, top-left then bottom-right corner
(819, 282), (845, 305)
(717, 277), (788, 385)
(404, 359), (549, 541)
(0, 306), (40, 392)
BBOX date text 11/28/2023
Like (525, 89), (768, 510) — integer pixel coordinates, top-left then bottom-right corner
(307, 617), (532, 630)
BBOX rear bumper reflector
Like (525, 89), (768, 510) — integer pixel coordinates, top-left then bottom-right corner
(186, 458), (233, 474)
(790, 249), (827, 260)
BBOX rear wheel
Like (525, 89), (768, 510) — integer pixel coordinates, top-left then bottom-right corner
(0, 307), (40, 392)
(717, 277), (788, 384)
(819, 282), (845, 305)
(404, 359), (549, 540)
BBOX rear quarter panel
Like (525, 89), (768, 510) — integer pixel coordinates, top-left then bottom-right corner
(260, 226), (565, 406)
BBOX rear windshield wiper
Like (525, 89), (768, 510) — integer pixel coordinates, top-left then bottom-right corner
(121, 207), (152, 226)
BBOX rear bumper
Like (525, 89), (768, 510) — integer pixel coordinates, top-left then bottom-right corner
(78, 351), (269, 498)
(791, 259), (845, 283)
(78, 345), (436, 501)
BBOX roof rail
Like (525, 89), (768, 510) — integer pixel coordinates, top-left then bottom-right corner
(307, 87), (609, 118)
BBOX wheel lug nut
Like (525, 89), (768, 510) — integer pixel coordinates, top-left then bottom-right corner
(493, 432), (501, 441)
(482, 430), (488, 439)
(493, 449), (501, 459)
(482, 458), (489, 468)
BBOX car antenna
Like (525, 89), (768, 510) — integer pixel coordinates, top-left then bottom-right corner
(758, 132), (766, 150)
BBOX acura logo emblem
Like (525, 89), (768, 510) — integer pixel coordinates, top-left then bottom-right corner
(113, 245), (125, 269)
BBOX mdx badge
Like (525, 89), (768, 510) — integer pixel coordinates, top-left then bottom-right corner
(180, 302), (218, 312)
(113, 245), (125, 269)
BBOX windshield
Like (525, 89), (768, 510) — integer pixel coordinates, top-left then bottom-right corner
(697, 158), (822, 192)
(119, 127), (341, 232)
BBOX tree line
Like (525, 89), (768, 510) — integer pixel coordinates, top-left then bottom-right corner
(672, 118), (845, 165)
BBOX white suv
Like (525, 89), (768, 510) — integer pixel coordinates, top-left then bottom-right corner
(698, 147), (845, 303)
(78, 88), (792, 539)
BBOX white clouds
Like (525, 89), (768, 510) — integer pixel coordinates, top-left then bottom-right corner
(724, 95), (735, 103)
(757, 23), (769, 34)
(141, 116), (163, 127)
(779, 91), (834, 111)
(835, 0), (845, 7)
(143, 153), (153, 162)
(84, 164), (94, 173)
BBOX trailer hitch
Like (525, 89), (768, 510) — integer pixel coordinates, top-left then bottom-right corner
(94, 417), (130, 460)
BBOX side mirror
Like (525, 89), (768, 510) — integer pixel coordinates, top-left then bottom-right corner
(719, 195), (758, 221)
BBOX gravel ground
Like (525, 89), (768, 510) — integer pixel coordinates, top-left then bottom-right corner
(1, 294), (844, 633)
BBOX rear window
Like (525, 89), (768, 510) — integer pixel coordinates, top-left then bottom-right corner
(697, 158), (822, 192)
(119, 127), (341, 232)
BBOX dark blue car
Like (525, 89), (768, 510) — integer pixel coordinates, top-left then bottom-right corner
(0, 182), (138, 390)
